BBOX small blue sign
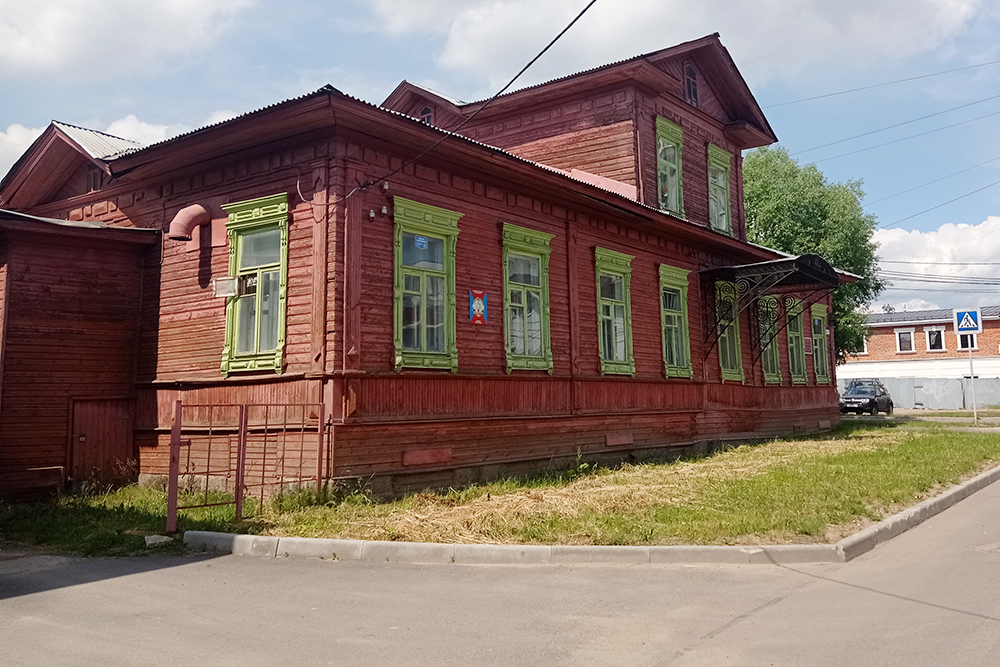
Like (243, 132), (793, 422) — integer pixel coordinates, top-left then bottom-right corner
(414, 235), (428, 249)
(954, 308), (983, 334)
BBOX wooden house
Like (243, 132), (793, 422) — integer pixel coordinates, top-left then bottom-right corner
(0, 34), (849, 497)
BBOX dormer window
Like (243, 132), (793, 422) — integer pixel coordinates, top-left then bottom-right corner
(419, 105), (434, 124)
(86, 167), (102, 192)
(684, 64), (698, 107)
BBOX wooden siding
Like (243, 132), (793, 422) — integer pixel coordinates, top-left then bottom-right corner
(504, 121), (637, 185)
(659, 59), (729, 125)
(0, 234), (144, 489)
(11, 94), (837, 492)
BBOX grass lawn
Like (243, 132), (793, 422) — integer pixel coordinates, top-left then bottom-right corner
(2, 421), (999, 555)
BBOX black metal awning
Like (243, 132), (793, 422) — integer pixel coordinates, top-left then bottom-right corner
(699, 254), (841, 364)
(699, 253), (839, 290)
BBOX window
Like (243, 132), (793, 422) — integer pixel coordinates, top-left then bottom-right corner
(393, 197), (462, 372)
(221, 193), (289, 376)
(811, 304), (830, 384)
(786, 301), (806, 384)
(925, 326), (945, 352)
(716, 281), (743, 382)
(707, 144), (732, 235)
(503, 223), (555, 373)
(758, 295), (781, 384)
(659, 265), (692, 378)
(959, 333), (977, 351)
(86, 167), (102, 192)
(895, 328), (915, 353)
(595, 247), (635, 376)
(656, 117), (684, 216)
(684, 63), (698, 107)
(419, 106), (434, 124)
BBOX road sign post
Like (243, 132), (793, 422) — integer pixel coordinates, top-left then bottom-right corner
(953, 309), (983, 426)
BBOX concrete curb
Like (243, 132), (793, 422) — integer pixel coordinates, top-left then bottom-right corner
(182, 462), (1000, 565)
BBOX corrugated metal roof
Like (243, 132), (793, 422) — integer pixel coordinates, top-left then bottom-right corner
(867, 306), (1000, 325)
(0, 207), (158, 234)
(52, 121), (143, 160)
(106, 85), (344, 159)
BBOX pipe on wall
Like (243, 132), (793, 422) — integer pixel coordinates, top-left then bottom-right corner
(166, 204), (212, 241)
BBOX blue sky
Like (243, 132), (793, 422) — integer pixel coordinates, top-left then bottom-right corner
(3, 0), (1000, 311)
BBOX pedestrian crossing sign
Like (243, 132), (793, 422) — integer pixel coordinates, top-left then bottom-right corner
(953, 308), (983, 335)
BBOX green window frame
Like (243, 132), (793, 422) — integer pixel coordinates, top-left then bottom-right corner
(656, 117), (684, 217)
(659, 264), (692, 378)
(787, 300), (807, 384)
(811, 303), (831, 384)
(716, 281), (744, 382)
(221, 193), (289, 376)
(758, 295), (782, 384)
(393, 196), (462, 372)
(595, 247), (635, 376)
(707, 144), (732, 235)
(502, 223), (555, 374)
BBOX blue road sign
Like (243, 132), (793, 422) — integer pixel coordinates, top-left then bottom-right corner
(953, 308), (983, 335)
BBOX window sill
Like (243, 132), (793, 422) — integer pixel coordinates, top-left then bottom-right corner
(927, 349), (947, 353)
(507, 354), (553, 373)
(895, 350), (917, 355)
(601, 361), (635, 377)
(665, 367), (694, 379)
(396, 351), (457, 373)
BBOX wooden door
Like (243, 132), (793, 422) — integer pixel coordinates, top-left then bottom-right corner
(70, 399), (134, 484)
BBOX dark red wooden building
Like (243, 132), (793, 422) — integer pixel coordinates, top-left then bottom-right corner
(0, 35), (848, 496)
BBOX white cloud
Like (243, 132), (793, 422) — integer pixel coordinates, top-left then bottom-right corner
(875, 215), (1000, 311)
(0, 110), (239, 178)
(0, 0), (255, 79)
(0, 123), (45, 178)
(105, 115), (192, 147)
(364, 0), (984, 92)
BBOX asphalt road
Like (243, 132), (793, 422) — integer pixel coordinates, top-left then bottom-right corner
(2, 482), (999, 666)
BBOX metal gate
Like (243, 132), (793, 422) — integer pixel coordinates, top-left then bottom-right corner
(166, 400), (328, 533)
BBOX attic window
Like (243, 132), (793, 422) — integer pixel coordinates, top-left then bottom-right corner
(684, 64), (699, 107)
(86, 167), (102, 192)
(419, 106), (434, 124)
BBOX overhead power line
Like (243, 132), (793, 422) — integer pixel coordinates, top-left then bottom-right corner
(764, 58), (1000, 108)
(867, 156), (1000, 206)
(808, 108), (1000, 164)
(880, 177), (1000, 229)
(879, 260), (1000, 266)
(791, 92), (1000, 156)
(344, 0), (599, 199)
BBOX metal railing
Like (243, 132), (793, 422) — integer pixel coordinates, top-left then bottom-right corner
(165, 400), (328, 533)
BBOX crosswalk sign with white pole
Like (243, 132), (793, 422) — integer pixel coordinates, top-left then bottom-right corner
(953, 308), (983, 334)
(953, 308), (982, 424)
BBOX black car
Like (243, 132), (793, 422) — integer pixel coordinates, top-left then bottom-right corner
(839, 384), (893, 415)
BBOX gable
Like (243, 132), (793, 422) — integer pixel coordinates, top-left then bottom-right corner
(0, 122), (139, 210)
(658, 59), (727, 125)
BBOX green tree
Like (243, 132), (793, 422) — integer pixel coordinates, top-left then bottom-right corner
(743, 146), (883, 363)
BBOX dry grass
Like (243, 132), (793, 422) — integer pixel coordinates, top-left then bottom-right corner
(257, 425), (926, 545)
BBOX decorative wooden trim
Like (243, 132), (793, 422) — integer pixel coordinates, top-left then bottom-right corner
(502, 223), (555, 374)
(716, 281), (744, 383)
(658, 264), (693, 378)
(786, 298), (807, 384)
(811, 303), (830, 384)
(220, 192), (289, 376)
(707, 144), (732, 236)
(393, 196), (462, 373)
(594, 247), (635, 376)
(655, 116), (685, 217)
